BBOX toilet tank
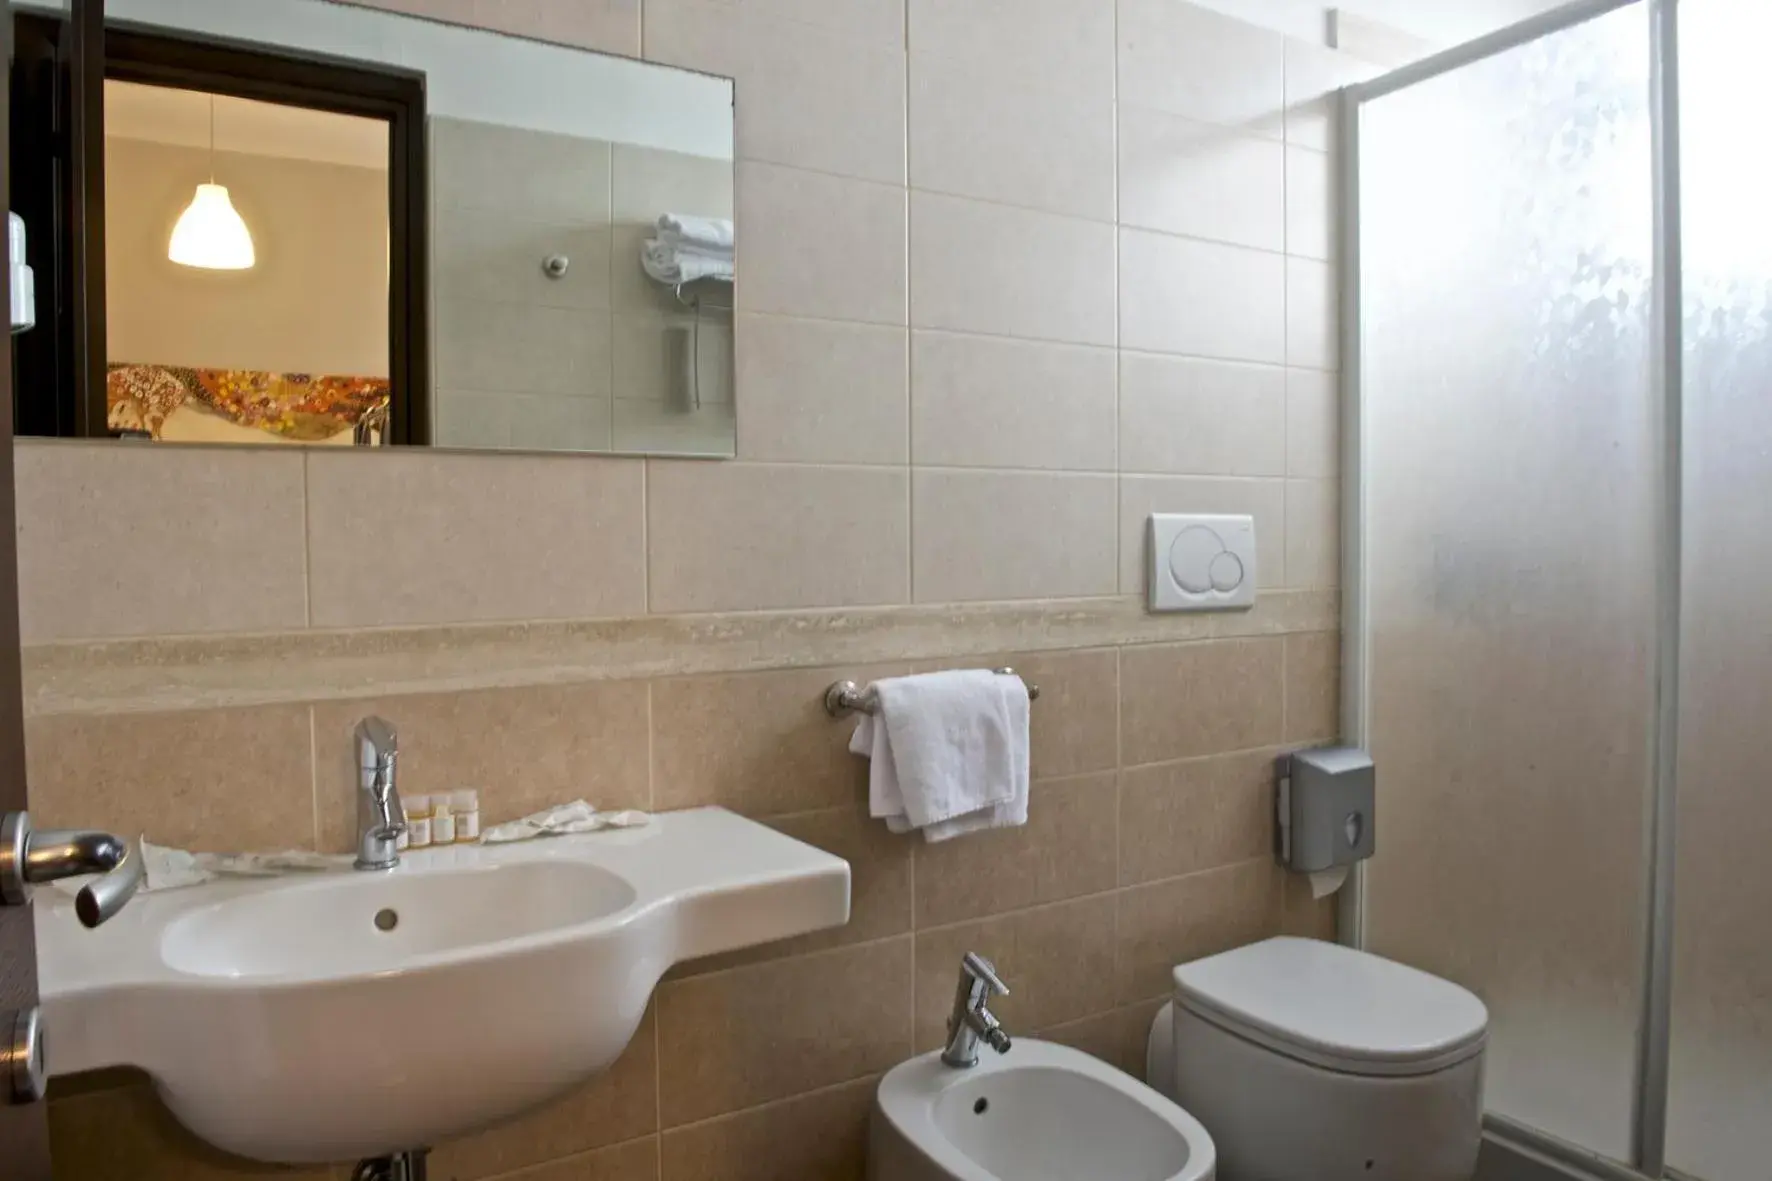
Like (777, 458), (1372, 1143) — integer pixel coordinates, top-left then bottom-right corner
(1147, 938), (1488, 1181)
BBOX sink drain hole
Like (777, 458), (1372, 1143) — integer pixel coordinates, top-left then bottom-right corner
(973, 1098), (988, 1115)
(374, 908), (399, 932)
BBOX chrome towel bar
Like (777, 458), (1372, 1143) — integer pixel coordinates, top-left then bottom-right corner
(824, 668), (1040, 719)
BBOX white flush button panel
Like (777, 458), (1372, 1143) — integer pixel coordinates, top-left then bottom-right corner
(1148, 513), (1256, 612)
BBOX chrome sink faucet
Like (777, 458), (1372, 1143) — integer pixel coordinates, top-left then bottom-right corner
(943, 952), (1013, 1068)
(354, 717), (406, 871)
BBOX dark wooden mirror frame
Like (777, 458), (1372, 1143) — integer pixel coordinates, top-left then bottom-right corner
(11, 0), (430, 443)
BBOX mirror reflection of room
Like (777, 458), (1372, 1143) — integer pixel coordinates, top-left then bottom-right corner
(104, 81), (392, 446)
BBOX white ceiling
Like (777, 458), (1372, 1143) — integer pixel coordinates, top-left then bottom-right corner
(104, 80), (388, 171)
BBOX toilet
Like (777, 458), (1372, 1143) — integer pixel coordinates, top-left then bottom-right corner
(1146, 936), (1489, 1181)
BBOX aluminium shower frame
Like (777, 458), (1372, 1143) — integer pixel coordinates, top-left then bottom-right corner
(1335, 1), (1686, 1178)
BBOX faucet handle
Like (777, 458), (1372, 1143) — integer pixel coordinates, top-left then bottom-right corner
(961, 952), (1010, 997)
(355, 716), (398, 772)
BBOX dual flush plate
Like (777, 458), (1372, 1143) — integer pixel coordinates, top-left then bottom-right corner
(1147, 513), (1257, 612)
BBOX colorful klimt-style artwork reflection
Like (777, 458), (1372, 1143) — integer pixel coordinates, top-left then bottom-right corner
(107, 363), (390, 442)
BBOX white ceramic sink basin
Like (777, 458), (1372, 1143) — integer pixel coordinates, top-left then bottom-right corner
(870, 1039), (1216, 1181)
(37, 807), (848, 1163)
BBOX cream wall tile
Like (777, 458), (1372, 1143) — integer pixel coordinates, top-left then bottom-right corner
(306, 450), (646, 626)
(736, 315), (908, 464)
(1119, 475), (1286, 593)
(436, 391), (512, 449)
(49, 1081), (334, 1181)
(1119, 638), (1286, 766)
(909, 58), (1116, 221)
(656, 938), (912, 1124)
(650, 663), (907, 816)
(432, 118), (612, 221)
(648, 462), (909, 611)
(612, 400), (736, 457)
(504, 1140), (660, 1181)
(908, 0), (1115, 101)
(913, 470), (1118, 603)
(911, 332), (1116, 471)
(1119, 353), (1286, 477)
(911, 193), (1116, 347)
(343, 0), (476, 22)
(612, 313), (734, 407)
(26, 706), (314, 854)
(1118, 107), (1285, 251)
(744, 0), (905, 47)
(1119, 229), (1286, 364)
(435, 297), (611, 398)
(311, 682), (651, 854)
(1285, 478), (1340, 589)
(1119, 751), (1276, 885)
(658, 1077), (875, 1181)
(1118, 0), (1285, 134)
(469, 0), (641, 54)
(644, 2), (905, 184)
(1287, 255), (1339, 370)
(430, 1005), (657, 1179)
(1115, 858), (1282, 1002)
(434, 208), (612, 311)
(1039, 1000), (1166, 1080)
(738, 163), (907, 326)
(1285, 631), (1341, 743)
(1285, 143), (1334, 260)
(914, 895), (1119, 1050)
(1286, 368), (1340, 478)
(610, 143), (734, 228)
(915, 772), (1116, 926)
(509, 395), (615, 454)
(15, 444), (308, 643)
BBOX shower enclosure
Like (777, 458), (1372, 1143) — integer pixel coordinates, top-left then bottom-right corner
(1342, 2), (1768, 1179)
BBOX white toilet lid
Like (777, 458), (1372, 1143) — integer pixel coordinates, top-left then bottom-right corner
(1172, 937), (1489, 1077)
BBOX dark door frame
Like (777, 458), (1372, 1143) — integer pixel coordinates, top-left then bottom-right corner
(14, 7), (432, 444)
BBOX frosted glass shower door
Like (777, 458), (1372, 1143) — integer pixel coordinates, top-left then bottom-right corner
(1357, 5), (1656, 1160)
(1668, 2), (1772, 1176)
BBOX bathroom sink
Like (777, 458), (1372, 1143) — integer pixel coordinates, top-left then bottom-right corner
(870, 1039), (1217, 1181)
(36, 807), (849, 1163)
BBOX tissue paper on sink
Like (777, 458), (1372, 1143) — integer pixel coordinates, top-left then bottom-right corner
(480, 800), (651, 844)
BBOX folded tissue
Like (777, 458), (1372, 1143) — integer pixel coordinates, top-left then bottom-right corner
(481, 800), (650, 844)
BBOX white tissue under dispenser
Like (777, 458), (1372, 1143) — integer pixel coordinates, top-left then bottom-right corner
(1275, 747), (1375, 874)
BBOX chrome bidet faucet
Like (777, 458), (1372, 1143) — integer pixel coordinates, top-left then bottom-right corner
(354, 717), (406, 871)
(942, 952), (1013, 1068)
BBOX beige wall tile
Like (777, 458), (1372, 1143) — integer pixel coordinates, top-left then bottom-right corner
(435, 298), (611, 399)
(908, 0), (1115, 101)
(1281, 872), (1338, 942)
(430, 1004), (657, 1179)
(1120, 638), (1285, 766)
(914, 894), (1118, 1050)
(1120, 229), (1286, 364)
(911, 333), (1117, 471)
(1285, 143), (1334, 260)
(307, 451), (647, 627)
(645, 3), (904, 184)
(1286, 255), (1338, 371)
(651, 663), (906, 816)
(49, 1081), (334, 1180)
(1119, 750), (1276, 886)
(1119, 353), (1286, 477)
(909, 58), (1116, 221)
(658, 1077), (876, 1181)
(1118, 475), (1287, 594)
(1117, 0), (1285, 133)
(656, 938), (912, 1125)
(468, 0), (641, 55)
(15, 444), (308, 644)
(26, 705), (313, 853)
(647, 462), (909, 612)
(435, 390), (513, 449)
(741, 0), (906, 47)
(312, 682), (650, 854)
(508, 395), (616, 454)
(611, 313), (734, 411)
(486, 1138), (661, 1181)
(737, 163), (907, 325)
(1285, 631), (1341, 744)
(1285, 367), (1339, 478)
(611, 144), (734, 229)
(913, 471), (1118, 603)
(1038, 999), (1166, 1079)
(434, 208), (612, 312)
(915, 772), (1116, 926)
(1115, 858), (1283, 1003)
(910, 193), (1117, 347)
(343, 0), (476, 23)
(1285, 478), (1341, 589)
(1118, 107), (1285, 251)
(736, 315), (908, 464)
(612, 400), (736, 458)
(432, 118), (613, 222)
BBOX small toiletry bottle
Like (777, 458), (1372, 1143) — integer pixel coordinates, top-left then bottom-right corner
(432, 793), (456, 845)
(406, 794), (432, 849)
(452, 789), (480, 843)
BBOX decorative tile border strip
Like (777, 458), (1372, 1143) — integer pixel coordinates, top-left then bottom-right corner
(22, 591), (1337, 716)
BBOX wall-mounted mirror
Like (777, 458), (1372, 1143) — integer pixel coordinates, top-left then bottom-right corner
(9, 0), (737, 456)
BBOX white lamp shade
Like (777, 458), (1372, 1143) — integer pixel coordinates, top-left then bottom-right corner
(168, 183), (255, 270)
